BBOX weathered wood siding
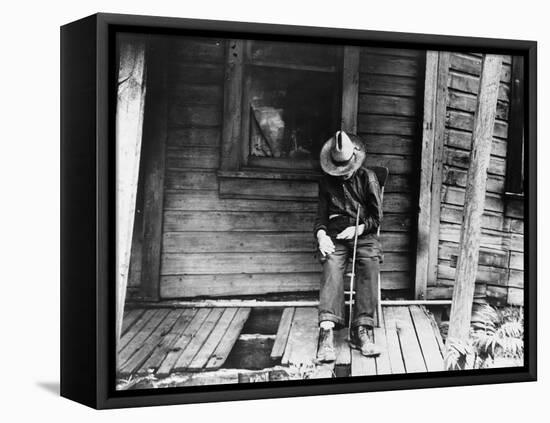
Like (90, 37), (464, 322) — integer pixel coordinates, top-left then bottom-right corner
(357, 47), (426, 294)
(160, 37), (325, 297)
(134, 39), (428, 299)
(429, 53), (525, 305)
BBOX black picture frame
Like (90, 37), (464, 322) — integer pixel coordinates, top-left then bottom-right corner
(60, 12), (537, 409)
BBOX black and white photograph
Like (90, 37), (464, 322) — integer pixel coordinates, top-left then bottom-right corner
(114, 30), (528, 391)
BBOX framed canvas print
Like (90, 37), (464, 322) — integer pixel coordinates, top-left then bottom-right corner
(60, 13), (537, 409)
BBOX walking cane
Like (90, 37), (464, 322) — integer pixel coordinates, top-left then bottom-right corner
(348, 204), (361, 341)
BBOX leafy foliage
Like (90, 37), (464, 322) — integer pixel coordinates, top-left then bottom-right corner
(444, 338), (474, 370)
(443, 303), (524, 370)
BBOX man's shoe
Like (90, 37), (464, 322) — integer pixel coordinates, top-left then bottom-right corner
(317, 327), (336, 362)
(350, 325), (382, 357)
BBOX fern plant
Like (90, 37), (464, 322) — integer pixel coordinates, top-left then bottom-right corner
(443, 303), (524, 370)
(470, 303), (523, 367)
(444, 338), (474, 370)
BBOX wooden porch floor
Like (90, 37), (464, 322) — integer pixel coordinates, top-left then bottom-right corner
(276, 306), (445, 376)
(118, 305), (444, 383)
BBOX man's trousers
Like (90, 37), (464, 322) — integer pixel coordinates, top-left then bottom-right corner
(318, 234), (381, 328)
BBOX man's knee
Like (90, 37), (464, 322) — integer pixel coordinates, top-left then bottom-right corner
(356, 256), (380, 271)
(324, 252), (346, 269)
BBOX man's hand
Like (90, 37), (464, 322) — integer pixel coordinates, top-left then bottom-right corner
(317, 230), (335, 256)
(336, 224), (365, 240)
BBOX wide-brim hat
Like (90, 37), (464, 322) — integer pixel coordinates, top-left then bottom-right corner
(319, 131), (366, 176)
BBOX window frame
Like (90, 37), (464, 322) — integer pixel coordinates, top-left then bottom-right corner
(219, 40), (360, 178)
(242, 41), (343, 170)
(505, 55), (525, 197)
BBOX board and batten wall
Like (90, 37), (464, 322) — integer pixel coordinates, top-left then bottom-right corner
(428, 53), (525, 306)
(128, 38), (426, 300)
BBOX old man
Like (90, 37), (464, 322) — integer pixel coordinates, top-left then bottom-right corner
(314, 131), (383, 361)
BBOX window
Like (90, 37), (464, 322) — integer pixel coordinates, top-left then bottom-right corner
(220, 39), (344, 174)
(505, 55), (525, 196)
(244, 41), (342, 169)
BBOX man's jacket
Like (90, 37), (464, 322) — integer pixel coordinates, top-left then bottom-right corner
(314, 166), (383, 238)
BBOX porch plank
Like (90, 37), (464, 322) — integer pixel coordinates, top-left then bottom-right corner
(334, 328), (351, 366)
(373, 323), (392, 375)
(382, 307), (406, 374)
(188, 308), (239, 370)
(173, 308), (225, 372)
(119, 309), (184, 376)
(136, 308), (197, 375)
(281, 307), (319, 367)
(310, 363), (335, 379)
(118, 309), (170, 365)
(351, 346), (377, 376)
(121, 308), (145, 335)
(389, 306), (427, 373)
(156, 308), (211, 377)
(205, 307), (252, 369)
(119, 309), (157, 351)
(271, 307), (295, 360)
(409, 306), (444, 372)
(424, 306), (445, 354)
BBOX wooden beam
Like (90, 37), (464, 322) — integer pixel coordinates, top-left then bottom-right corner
(140, 40), (168, 300)
(415, 51), (438, 299)
(415, 51), (450, 299)
(427, 52), (451, 290)
(220, 40), (244, 170)
(115, 37), (147, 352)
(341, 46), (360, 133)
(447, 55), (503, 346)
(126, 299), (452, 309)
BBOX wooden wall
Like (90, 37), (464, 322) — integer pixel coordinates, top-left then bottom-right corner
(126, 39), (524, 306)
(428, 53), (525, 306)
(157, 37), (321, 298)
(128, 38), (427, 300)
(357, 47), (426, 294)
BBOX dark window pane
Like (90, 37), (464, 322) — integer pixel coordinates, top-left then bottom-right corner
(247, 42), (340, 164)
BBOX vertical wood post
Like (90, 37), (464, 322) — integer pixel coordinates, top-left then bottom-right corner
(447, 55), (503, 344)
(426, 52), (451, 289)
(140, 40), (168, 301)
(415, 51), (450, 299)
(415, 51), (438, 299)
(220, 40), (244, 170)
(115, 38), (147, 353)
(341, 46), (360, 133)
